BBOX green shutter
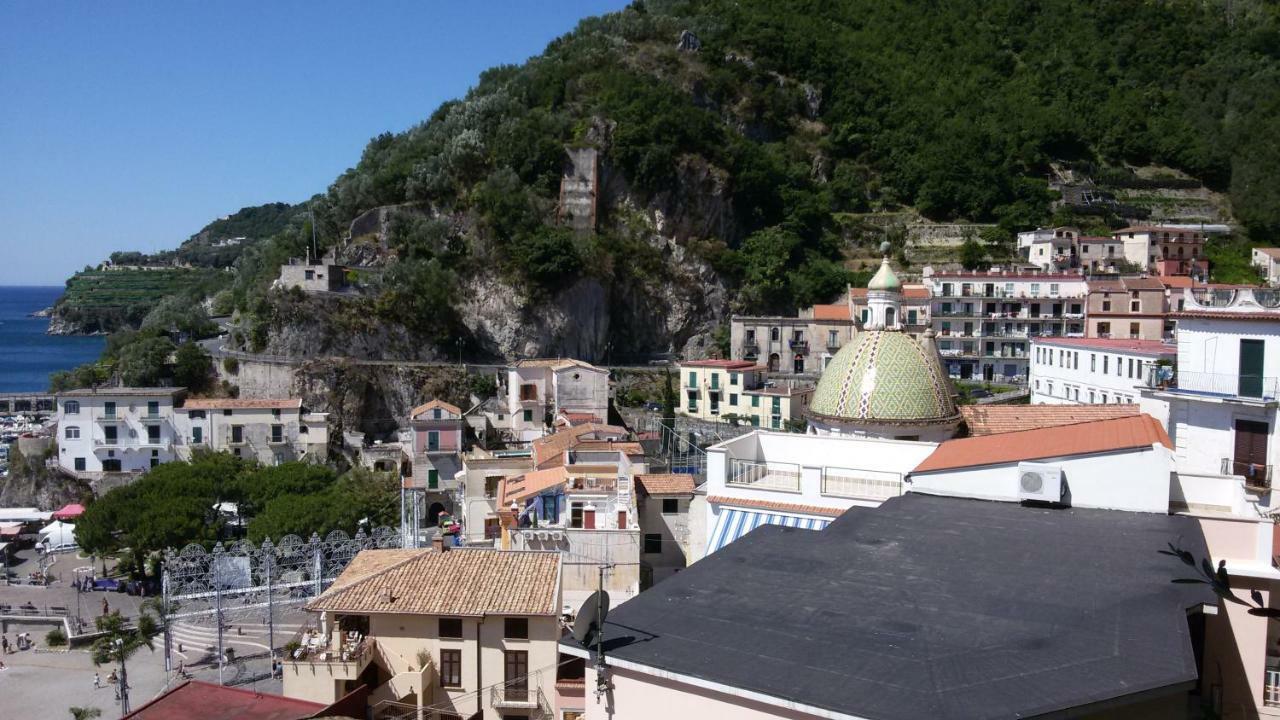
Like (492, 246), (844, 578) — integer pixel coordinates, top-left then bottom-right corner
(428, 469), (439, 489)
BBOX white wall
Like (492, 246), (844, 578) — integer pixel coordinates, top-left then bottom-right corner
(1176, 317), (1280, 384)
(56, 393), (180, 476)
(1029, 341), (1162, 405)
(1147, 394), (1280, 480)
(908, 445), (1174, 513)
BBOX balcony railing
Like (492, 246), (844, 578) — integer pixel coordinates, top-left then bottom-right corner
(727, 459), (801, 492)
(491, 673), (549, 711)
(1266, 667), (1280, 707)
(789, 340), (809, 353)
(1150, 370), (1280, 402)
(1220, 458), (1273, 490)
(820, 468), (903, 501)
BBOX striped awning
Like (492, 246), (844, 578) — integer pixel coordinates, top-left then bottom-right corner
(707, 508), (830, 555)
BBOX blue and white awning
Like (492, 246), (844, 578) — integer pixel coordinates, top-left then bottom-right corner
(707, 508), (830, 555)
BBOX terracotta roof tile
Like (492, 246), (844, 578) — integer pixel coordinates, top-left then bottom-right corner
(183, 398), (301, 410)
(308, 548), (560, 616)
(513, 358), (605, 372)
(707, 495), (846, 517)
(636, 474), (696, 496)
(500, 467), (568, 505)
(410, 399), (462, 418)
(532, 423), (628, 467)
(811, 304), (852, 321)
(915, 415), (1171, 473)
(122, 680), (325, 720)
(960, 404), (1141, 436)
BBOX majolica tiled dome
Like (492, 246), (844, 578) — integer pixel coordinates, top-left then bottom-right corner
(809, 330), (958, 425)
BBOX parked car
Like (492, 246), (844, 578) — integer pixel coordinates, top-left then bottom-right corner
(644, 402), (662, 412)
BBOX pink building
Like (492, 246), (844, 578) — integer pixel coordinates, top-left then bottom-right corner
(404, 399), (464, 532)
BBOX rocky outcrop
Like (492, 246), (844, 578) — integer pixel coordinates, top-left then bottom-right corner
(292, 360), (470, 440)
(0, 447), (90, 510)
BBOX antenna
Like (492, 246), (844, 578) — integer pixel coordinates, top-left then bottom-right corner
(309, 208), (318, 265)
(572, 565), (613, 699)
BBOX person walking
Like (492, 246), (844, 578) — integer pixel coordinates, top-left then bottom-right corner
(1, 635), (8, 654)
(101, 597), (109, 616)
(93, 671), (101, 689)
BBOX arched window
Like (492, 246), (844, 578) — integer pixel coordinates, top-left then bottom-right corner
(770, 327), (780, 342)
(885, 307), (897, 326)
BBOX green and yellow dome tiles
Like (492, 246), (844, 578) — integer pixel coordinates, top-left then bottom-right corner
(809, 330), (959, 425)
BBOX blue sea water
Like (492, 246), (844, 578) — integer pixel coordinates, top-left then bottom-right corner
(0, 286), (106, 393)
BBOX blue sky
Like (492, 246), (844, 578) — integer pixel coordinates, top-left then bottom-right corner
(0, 1), (629, 285)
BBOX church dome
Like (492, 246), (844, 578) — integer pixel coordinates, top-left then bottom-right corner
(866, 258), (901, 292)
(808, 330), (958, 427)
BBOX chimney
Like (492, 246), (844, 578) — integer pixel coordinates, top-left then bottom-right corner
(431, 534), (449, 553)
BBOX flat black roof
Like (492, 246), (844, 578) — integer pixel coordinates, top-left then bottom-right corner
(569, 493), (1215, 719)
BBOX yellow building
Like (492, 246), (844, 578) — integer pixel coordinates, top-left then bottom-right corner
(676, 360), (812, 429)
(282, 546), (562, 719)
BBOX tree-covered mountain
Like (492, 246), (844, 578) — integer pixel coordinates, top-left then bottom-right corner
(69, 0), (1280, 361)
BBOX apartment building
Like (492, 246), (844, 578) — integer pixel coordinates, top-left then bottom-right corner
(1084, 276), (1170, 340)
(675, 360), (813, 429)
(505, 359), (609, 442)
(922, 269), (1088, 382)
(1029, 337), (1174, 405)
(283, 546), (562, 720)
(176, 398), (329, 465)
(458, 449), (534, 545)
(1018, 226), (1124, 273)
(1076, 235), (1124, 271)
(634, 473), (700, 588)
(1113, 225), (1207, 277)
(55, 387), (185, 482)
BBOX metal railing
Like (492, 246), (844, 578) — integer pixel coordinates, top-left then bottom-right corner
(1151, 371), (1280, 401)
(1266, 668), (1280, 707)
(820, 468), (903, 501)
(727, 459), (801, 492)
(1220, 458), (1273, 489)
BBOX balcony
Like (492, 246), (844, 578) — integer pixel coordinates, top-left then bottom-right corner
(726, 459), (801, 492)
(284, 631), (373, 681)
(789, 339), (809, 353)
(740, 342), (760, 357)
(568, 476), (617, 492)
(1148, 371), (1280, 403)
(1219, 458), (1272, 490)
(820, 467), (903, 502)
(95, 414), (121, 424)
(491, 673), (551, 713)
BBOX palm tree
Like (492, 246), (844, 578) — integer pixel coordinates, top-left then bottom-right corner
(90, 608), (160, 714)
(69, 708), (101, 720)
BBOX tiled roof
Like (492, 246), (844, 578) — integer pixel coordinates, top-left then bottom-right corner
(1033, 337), (1175, 356)
(513, 358), (605, 373)
(123, 680), (325, 720)
(572, 440), (645, 454)
(58, 387), (185, 397)
(1087, 277), (1165, 292)
(959, 404), (1141, 436)
(810, 330), (958, 426)
(556, 411), (601, 426)
(810, 304), (852, 320)
(1077, 236), (1118, 244)
(183, 398), (301, 410)
(679, 359), (760, 369)
(500, 467), (568, 505)
(1113, 226), (1205, 235)
(532, 423), (628, 467)
(410, 398), (462, 418)
(1169, 310), (1280, 322)
(308, 548), (560, 616)
(636, 473), (696, 496)
(329, 548), (423, 590)
(914, 414), (1171, 473)
(707, 495), (846, 517)
(1159, 276), (1196, 289)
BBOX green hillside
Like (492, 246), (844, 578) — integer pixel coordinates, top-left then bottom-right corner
(53, 267), (229, 334)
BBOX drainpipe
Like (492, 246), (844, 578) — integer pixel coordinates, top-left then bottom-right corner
(476, 614), (486, 717)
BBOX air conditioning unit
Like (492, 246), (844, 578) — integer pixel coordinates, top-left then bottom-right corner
(1017, 462), (1063, 503)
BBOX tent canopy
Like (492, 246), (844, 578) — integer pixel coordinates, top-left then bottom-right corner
(52, 503), (85, 520)
(38, 520), (77, 549)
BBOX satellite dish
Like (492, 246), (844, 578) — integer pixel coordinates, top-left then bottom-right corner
(572, 590), (611, 648)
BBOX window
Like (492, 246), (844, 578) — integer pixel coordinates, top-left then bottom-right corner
(504, 618), (528, 640)
(104, 426), (117, 444)
(440, 649), (462, 688)
(1130, 300), (1140, 312)
(661, 498), (679, 514)
(828, 330), (839, 346)
(1049, 283), (1060, 296)
(686, 371), (696, 388)
(1128, 359), (1135, 378)
(272, 408), (282, 419)
(271, 424), (283, 443)
(1073, 387), (1079, 401)
(751, 395), (760, 408)
(147, 401), (159, 417)
(730, 372), (739, 386)
(484, 476), (501, 498)
(1116, 356), (1123, 376)
(439, 618), (463, 639)
(63, 401), (79, 414)
(304, 269), (315, 280)
(427, 430), (439, 451)
(231, 425), (244, 443)
(729, 393), (738, 406)
(428, 469), (439, 489)
(644, 533), (663, 554)
(504, 651), (529, 702)
(433, 408), (442, 419)
(746, 329), (756, 341)
(1129, 322), (1140, 338)
(570, 503), (584, 529)
(104, 401), (116, 418)
(860, 308), (869, 323)
(770, 328), (780, 342)
(1102, 299), (1111, 312)
(1030, 283), (1041, 296)
(147, 425), (160, 443)
(907, 309), (918, 325)
(1101, 393), (1108, 403)
(1090, 354), (1096, 372)
(64, 426), (80, 440)
(74, 457), (86, 472)
(192, 426), (203, 444)
(522, 409), (533, 423)
(223, 409), (233, 416)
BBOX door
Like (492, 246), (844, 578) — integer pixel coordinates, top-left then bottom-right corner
(583, 509), (596, 530)
(504, 650), (529, 702)
(1233, 419), (1269, 485)
(1239, 339), (1265, 398)
(617, 511), (627, 529)
(427, 431), (439, 452)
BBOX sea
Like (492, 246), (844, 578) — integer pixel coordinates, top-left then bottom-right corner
(0, 286), (106, 393)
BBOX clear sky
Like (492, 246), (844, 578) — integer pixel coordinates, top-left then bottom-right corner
(0, 1), (630, 286)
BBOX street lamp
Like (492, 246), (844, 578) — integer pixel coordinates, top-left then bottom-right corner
(114, 637), (131, 714)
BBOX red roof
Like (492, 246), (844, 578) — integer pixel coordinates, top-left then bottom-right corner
(928, 271), (1085, 280)
(913, 415), (1172, 473)
(183, 398), (302, 410)
(959, 405), (1142, 437)
(410, 398), (462, 418)
(1170, 310), (1280, 322)
(811, 304), (852, 320)
(123, 681), (326, 720)
(1034, 337), (1175, 356)
(680, 359), (760, 369)
(51, 503), (85, 520)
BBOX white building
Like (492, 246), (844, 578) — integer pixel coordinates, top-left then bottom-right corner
(55, 388), (185, 482)
(1251, 247), (1280, 286)
(1029, 337), (1174, 406)
(504, 359), (609, 442)
(175, 398), (328, 465)
(1141, 286), (1280, 489)
(1017, 226), (1079, 272)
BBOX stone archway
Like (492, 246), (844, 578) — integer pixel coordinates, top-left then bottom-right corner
(427, 502), (446, 527)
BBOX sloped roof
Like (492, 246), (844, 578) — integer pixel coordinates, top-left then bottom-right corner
(532, 423), (628, 467)
(513, 358), (605, 373)
(809, 331), (958, 426)
(123, 680), (325, 720)
(636, 474), (696, 496)
(960, 404), (1141, 436)
(410, 398), (462, 418)
(58, 387), (185, 397)
(183, 398), (301, 410)
(706, 495), (845, 517)
(1087, 276), (1166, 292)
(568, 493), (1215, 720)
(810, 303), (851, 320)
(914, 414), (1171, 473)
(500, 467), (569, 506)
(1254, 247), (1280, 260)
(308, 548), (560, 616)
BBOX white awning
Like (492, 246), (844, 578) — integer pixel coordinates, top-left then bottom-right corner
(707, 508), (829, 555)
